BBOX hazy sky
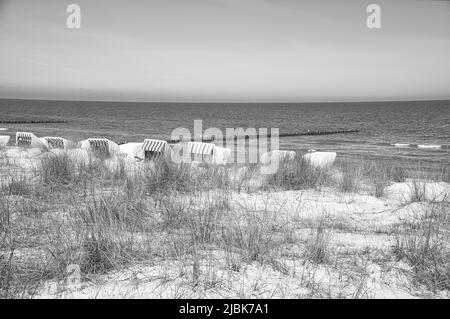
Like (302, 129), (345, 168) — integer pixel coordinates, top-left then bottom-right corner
(0, 0), (449, 102)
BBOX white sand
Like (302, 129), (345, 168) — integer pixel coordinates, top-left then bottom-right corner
(35, 182), (450, 299)
(386, 179), (450, 203)
(2, 146), (448, 299)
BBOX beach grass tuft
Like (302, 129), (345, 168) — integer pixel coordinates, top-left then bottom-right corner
(393, 203), (450, 291)
(264, 155), (331, 191)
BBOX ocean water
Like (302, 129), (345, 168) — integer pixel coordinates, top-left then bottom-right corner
(0, 99), (449, 167)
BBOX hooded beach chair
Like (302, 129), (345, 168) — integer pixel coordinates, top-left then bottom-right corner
(15, 131), (45, 147)
(119, 142), (144, 160)
(88, 138), (110, 156)
(79, 138), (119, 157)
(142, 139), (167, 160)
(0, 135), (10, 147)
(260, 150), (296, 165)
(302, 151), (336, 168)
(187, 141), (215, 163)
(212, 146), (231, 165)
(43, 137), (66, 149)
(16, 132), (32, 146)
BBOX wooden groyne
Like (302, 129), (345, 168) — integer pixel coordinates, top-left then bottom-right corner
(0, 120), (67, 124)
(167, 137), (215, 143)
(226, 128), (360, 140)
(278, 128), (360, 138)
(166, 128), (360, 143)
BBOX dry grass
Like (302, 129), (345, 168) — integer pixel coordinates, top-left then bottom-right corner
(337, 160), (361, 193)
(233, 163), (260, 193)
(361, 160), (409, 197)
(1, 147), (449, 299)
(186, 191), (230, 244)
(440, 167), (450, 184)
(408, 178), (428, 203)
(1, 176), (32, 197)
(143, 157), (192, 194)
(0, 196), (14, 298)
(264, 155), (331, 191)
(336, 158), (410, 196)
(40, 152), (77, 185)
(220, 207), (283, 262)
(364, 161), (390, 197)
(303, 215), (331, 264)
(0, 193), (56, 298)
(393, 203), (450, 291)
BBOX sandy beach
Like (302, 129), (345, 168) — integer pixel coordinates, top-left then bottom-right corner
(1, 144), (449, 299)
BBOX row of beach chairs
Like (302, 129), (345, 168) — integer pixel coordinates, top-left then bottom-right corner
(11, 132), (227, 164)
(3, 132), (337, 167)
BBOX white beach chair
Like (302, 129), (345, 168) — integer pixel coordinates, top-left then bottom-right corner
(259, 150), (297, 175)
(142, 139), (168, 160)
(212, 146), (231, 165)
(89, 139), (110, 156)
(79, 138), (119, 157)
(42, 136), (74, 150)
(187, 141), (215, 163)
(0, 135), (10, 147)
(16, 132), (45, 148)
(302, 151), (336, 168)
(16, 132), (33, 146)
(260, 150), (296, 165)
(119, 142), (144, 160)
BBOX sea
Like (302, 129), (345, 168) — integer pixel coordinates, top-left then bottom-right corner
(0, 99), (449, 168)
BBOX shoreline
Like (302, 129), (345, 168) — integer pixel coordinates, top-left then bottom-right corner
(1, 135), (449, 173)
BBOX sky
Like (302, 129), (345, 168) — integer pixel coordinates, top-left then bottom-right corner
(0, 0), (449, 102)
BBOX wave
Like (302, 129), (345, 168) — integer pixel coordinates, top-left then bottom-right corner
(392, 143), (411, 148)
(417, 144), (442, 149)
(391, 143), (448, 150)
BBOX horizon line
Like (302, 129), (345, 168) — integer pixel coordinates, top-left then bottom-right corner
(1, 96), (449, 104)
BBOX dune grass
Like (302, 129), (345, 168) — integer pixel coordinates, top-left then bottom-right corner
(393, 203), (450, 291)
(264, 155), (331, 191)
(336, 160), (362, 193)
(1, 176), (31, 197)
(303, 214), (331, 264)
(0, 148), (449, 298)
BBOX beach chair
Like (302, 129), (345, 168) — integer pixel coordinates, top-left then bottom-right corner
(0, 135), (10, 147)
(79, 138), (119, 157)
(302, 151), (336, 168)
(16, 132), (40, 147)
(16, 132), (32, 146)
(142, 139), (167, 160)
(260, 150), (296, 165)
(43, 137), (66, 149)
(119, 142), (144, 160)
(187, 141), (215, 163)
(212, 146), (231, 165)
(88, 138), (111, 157)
